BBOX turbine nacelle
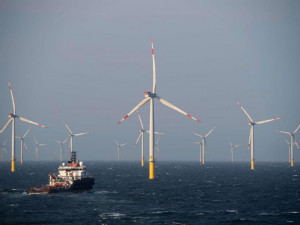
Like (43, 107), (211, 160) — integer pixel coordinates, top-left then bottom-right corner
(249, 122), (255, 125)
(144, 92), (156, 98)
(8, 113), (17, 118)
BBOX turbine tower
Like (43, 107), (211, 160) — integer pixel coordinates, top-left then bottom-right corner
(33, 136), (46, 161)
(134, 111), (164, 166)
(193, 127), (216, 165)
(55, 137), (69, 162)
(192, 141), (203, 163)
(276, 124), (300, 166)
(117, 40), (201, 179)
(237, 101), (281, 170)
(0, 81), (48, 172)
(16, 127), (32, 164)
(114, 140), (127, 160)
(227, 139), (240, 162)
(0, 140), (7, 160)
(63, 121), (88, 153)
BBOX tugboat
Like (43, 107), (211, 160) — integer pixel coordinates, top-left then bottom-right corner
(27, 151), (95, 194)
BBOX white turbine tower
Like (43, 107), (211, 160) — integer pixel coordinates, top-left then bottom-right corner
(227, 139), (240, 162)
(33, 136), (46, 161)
(0, 140), (7, 160)
(63, 121), (88, 153)
(193, 127), (216, 165)
(16, 127), (32, 164)
(276, 124), (300, 166)
(0, 81), (48, 172)
(134, 111), (164, 166)
(114, 140), (127, 160)
(117, 40), (201, 179)
(192, 141), (203, 163)
(55, 137), (69, 162)
(237, 101), (281, 170)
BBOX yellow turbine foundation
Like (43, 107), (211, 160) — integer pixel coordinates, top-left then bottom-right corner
(251, 159), (254, 170)
(11, 159), (15, 172)
(149, 161), (155, 179)
(141, 158), (144, 167)
(291, 160), (294, 167)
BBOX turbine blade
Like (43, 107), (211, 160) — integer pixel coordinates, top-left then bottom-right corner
(39, 144), (47, 147)
(120, 143), (127, 147)
(63, 121), (72, 134)
(293, 124), (300, 134)
(114, 140), (119, 146)
(284, 138), (289, 145)
(247, 126), (253, 152)
(255, 117), (281, 125)
(134, 132), (142, 148)
(8, 80), (16, 114)
(205, 127), (216, 137)
(73, 132), (89, 136)
(63, 137), (69, 144)
(294, 139), (299, 150)
(156, 136), (160, 145)
(156, 96), (201, 123)
(18, 116), (48, 128)
(193, 142), (201, 144)
(3, 139), (6, 146)
(276, 130), (291, 135)
(155, 146), (160, 153)
(0, 118), (13, 133)
(193, 132), (204, 139)
(237, 101), (253, 122)
(23, 126), (32, 138)
(234, 144), (240, 148)
(33, 136), (38, 145)
(152, 39), (156, 93)
(23, 141), (29, 152)
(227, 139), (233, 146)
(117, 97), (151, 124)
(55, 139), (61, 144)
(145, 130), (164, 135)
(137, 111), (144, 130)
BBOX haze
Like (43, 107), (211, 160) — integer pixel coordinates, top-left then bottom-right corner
(0, 0), (299, 162)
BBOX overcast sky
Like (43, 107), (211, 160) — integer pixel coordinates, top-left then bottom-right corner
(0, 0), (299, 163)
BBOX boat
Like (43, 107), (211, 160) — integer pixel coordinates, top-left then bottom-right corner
(27, 151), (95, 194)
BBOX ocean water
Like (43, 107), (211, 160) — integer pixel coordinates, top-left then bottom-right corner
(0, 161), (299, 225)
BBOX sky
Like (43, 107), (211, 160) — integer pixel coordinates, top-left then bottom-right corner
(0, 0), (300, 163)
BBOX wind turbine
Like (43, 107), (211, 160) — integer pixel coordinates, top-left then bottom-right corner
(193, 127), (216, 165)
(155, 135), (161, 153)
(63, 121), (88, 153)
(192, 141), (203, 163)
(0, 140), (7, 160)
(16, 127), (31, 164)
(114, 140), (127, 160)
(276, 124), (300, 166)
(283, 138), (291, 163)
(134, 111), (164, 166)
(227, 139), (240, 162)
(237, 101), (281, 170)
(0, 81), (48, 172)
(55, 137), (69, 162)
(117, 40), (201, 179)
(33, 136), (46, 161)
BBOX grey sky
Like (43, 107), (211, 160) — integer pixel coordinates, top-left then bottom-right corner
(0, 0), (299, 162)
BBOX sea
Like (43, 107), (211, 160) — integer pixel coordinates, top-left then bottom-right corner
(0, 161), (299, 225)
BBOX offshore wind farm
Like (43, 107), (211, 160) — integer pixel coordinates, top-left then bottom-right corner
(1, 1), (300, 224)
